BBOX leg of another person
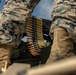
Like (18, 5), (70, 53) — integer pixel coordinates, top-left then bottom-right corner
(46, 27), (75, 64)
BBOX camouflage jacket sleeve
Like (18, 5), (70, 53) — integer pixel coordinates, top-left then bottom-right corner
(0, 0), (40, 47)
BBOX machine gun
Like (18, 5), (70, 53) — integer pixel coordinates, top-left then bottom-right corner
(10, 16), (52, 67)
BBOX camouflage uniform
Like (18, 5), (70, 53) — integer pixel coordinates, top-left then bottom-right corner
(47, 0), (76, 64)
(0, 0), (40, 72)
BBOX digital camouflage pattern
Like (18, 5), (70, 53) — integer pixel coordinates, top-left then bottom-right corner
(50, 0), (76, 42)
(0, 0), (40, 47)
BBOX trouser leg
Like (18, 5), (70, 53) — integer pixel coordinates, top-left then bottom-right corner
(0, 0), (40, 47)
(0, 44), (12, 72)
(46, 27), (75, 64)
(0, 0), (40, 73)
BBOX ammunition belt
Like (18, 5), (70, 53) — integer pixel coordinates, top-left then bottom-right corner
(26, 16), (46, 56)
